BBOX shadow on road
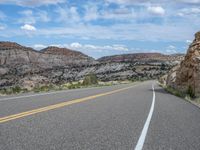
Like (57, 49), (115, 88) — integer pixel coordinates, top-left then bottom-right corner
(148, 87), (169, 95)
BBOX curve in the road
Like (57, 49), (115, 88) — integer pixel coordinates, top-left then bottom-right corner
(135, 84), (155, 150)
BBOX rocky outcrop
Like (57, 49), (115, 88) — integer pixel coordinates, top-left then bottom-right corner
(166, 31), (200, 96)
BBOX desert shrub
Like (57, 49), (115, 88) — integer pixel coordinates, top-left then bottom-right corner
(67, 82), (82, 89)
(160, 63), (166, 70)
(82, 73), (98, 86)
(165, 86), (184, 98)
(33, 85), (53, 93)
(187, 85), (195, 98)
(11, 86), (22, 93)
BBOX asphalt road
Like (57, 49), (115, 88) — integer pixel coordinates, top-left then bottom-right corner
(0, 81), (200, 150)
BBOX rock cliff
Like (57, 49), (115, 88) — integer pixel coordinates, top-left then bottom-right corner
(166, 32), (200, 96)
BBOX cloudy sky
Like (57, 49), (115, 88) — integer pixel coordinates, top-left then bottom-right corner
(0, 0), (199, 58)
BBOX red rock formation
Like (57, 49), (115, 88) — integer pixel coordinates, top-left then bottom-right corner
(166, 31), (200, 96)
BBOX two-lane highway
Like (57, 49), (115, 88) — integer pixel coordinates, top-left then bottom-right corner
(0, 81), (200, 150)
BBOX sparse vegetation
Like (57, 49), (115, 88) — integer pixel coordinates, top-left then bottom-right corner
(164, 86), (184, 98)
(82, 73), (98, 86)
(0, 79), (136, 95)
(0, 86), (28, 95)
(158, 82), (200, 106)
(187, 85), (195, 99)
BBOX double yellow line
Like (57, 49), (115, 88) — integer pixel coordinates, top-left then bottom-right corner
(0, 85), (135, 123)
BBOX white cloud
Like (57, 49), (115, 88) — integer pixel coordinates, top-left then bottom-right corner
(178, 8), (200, 17)
(168, 45), (176, 49)
(33, 42), (129, 53)
(70, 42), (82, 48)
(84, 5), (99, 21)
(37, 11), (51, 22)
(33, 44), (46, 50)
(0, 0), (65, 7)
(0, 24), (6, 30)
(21, 24), (36, 31)
(166, 49), (177, 53)
(166, 45), (177, 54)
(18, 10), (50, 24)
(147, 6), (165, 16)
(55, 6), (80, 23)
(19, 10), (36, 24)
(69, 42), (129, 52)
(186, 40), (192, 44)
(83, 3), (135, 21)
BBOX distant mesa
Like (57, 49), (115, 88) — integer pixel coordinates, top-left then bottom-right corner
(98, 52), (184, 63)
(41, 46), (88, 58)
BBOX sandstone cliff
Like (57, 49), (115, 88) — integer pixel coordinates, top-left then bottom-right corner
(166, 32), (200, 97)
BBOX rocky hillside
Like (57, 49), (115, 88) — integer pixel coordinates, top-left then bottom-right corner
(0, 41), (184, 90)
(98, 53), (184, 64)
(165, 31), (200, 97)
(0, 42), (95, 67)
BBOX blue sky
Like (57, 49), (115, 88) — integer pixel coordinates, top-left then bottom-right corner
(0, 0), (199, 58)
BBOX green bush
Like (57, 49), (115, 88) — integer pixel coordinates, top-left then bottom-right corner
(82, 73), (98, 86)
(187, 85), (195, 98)
(11, 86), (22, 93)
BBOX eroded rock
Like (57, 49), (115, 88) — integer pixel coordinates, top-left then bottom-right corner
(166, 31), (200, 96)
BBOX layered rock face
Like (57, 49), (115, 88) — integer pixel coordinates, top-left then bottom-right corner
(166, 32), (200, 96)
(0, 41), (184, 90)
(0, 42), (95, 67)
(0, 42), (96, 89)
(98, 53), (183, 64)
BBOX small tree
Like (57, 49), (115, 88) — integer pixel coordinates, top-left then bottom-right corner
(82, 73), (98, 86)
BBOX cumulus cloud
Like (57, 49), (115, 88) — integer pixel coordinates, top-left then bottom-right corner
(84, 5), (135, 21)
(68, 42), (129, 52)
(21, 24), (36, 31)
(55, 6), (80, 23)
(0, 0), (65, 7)
(177, 8), (200, 16)
(33, 42), (129, 52)
(33, 44), (46, 49)
(18, 10), (50, 24)
(147, 6), (165, 16)
(70, 42), (82, 49)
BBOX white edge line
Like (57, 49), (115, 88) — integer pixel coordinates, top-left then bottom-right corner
(134, 84), (155, 150)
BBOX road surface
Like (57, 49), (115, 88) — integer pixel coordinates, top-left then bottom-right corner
(0, 81), (200, 150)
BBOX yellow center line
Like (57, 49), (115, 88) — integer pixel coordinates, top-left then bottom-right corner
(0, 85), (135, 123)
